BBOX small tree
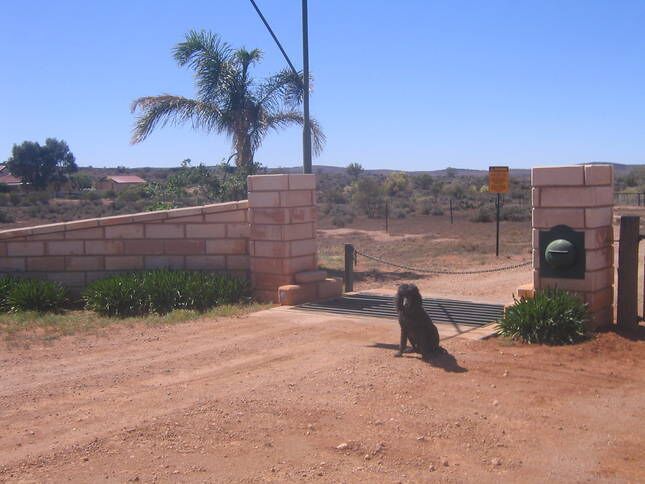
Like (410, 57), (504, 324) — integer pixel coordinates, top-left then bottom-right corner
(346, 162), (364, 179)
(6, 138), (77, 189)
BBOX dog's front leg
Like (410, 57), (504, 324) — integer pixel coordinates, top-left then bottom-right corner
(395, 326), (407, 357)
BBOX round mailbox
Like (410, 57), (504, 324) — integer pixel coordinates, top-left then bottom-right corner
(545, 239), (576, 269)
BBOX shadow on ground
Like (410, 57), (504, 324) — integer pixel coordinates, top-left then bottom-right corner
(369, 343), (468, 373)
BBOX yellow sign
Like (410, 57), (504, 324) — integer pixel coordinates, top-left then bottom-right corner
(488, 166), (509, 193)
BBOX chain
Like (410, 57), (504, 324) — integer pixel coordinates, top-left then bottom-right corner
(353, 248), (532, 275)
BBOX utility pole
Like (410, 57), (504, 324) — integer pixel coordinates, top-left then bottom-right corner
(249, 0), (313, 174)
(301, 0), (312, 174)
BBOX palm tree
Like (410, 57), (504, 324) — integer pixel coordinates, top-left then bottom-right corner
(131, 30), (325, 172)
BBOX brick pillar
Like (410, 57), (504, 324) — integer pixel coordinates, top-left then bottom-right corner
(248, 174), (317, 302)
(532, 164), (614, 329)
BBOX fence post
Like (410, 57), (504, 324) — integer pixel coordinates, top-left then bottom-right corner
(344, 243), (354, 293)
(385, 200), (389, 234)
(617, 216), (640, 328)
(449, 199), (453, 224)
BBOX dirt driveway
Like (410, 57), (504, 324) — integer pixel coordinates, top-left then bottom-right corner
(1, 303), (643, 483)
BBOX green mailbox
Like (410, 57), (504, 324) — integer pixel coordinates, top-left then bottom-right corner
(539, 225), (585, 279)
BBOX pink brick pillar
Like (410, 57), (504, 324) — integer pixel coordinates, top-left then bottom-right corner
(248, 174), (317, 302)
(532, 164), (614, 329)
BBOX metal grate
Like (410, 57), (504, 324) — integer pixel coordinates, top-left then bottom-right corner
(292, 293), (504, 327)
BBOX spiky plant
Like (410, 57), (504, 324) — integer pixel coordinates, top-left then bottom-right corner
(131, 30), (325, 172)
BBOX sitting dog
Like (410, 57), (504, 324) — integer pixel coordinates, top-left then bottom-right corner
(395, 284), (441, 359)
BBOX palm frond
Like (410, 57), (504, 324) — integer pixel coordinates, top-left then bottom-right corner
(251, 111), (325, 156)
(235, 48), (263, 78)
(257, 69), (306, 110)
(173, 30), (234, 103)
(130, 95), (222, 143)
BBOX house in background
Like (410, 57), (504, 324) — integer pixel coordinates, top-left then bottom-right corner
(97, 175), (147, 193)
(0, 164), (23, 188)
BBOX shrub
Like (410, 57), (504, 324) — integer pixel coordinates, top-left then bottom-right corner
(83, 270), (250, 317)
(502, 205), (531, 222)
(327, 204), (354, 227)
(0, 276), (14, 311)
(0, 209), (15, 223)
(4, 278), (67, 313)
(470, 205), (494, 223)
(498, 288), (588, 345)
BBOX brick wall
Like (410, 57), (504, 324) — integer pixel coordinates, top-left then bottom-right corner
(248, 174), (317, 302)
(0, 201), (249, 294)
(532, 164), (614, 328)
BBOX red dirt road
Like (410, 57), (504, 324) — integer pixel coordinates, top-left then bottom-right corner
(1, 309), (644, 483)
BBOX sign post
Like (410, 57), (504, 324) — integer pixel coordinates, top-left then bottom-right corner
(488, 166), (510, 257)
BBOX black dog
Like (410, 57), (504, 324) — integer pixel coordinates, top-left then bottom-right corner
(395, 284), (441, 359)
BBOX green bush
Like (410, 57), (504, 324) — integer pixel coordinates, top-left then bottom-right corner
(470, 205), (494, 223)
(498, 288), (589, 345)
(0, 276), (14, 311)
(3, 278), (67, 313)
(0, 209), (15, 223)
(83, 270), (250, 317)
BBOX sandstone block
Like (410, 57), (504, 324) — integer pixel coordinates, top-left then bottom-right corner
(278, 283), (317, 305)
(124, 240), (163, 255)
(85, 240), (125, 255)
(250, 224), (283, 241)
(283, 255), (317, 274)
(249, 208), (290, 224)
(186, 224), (226, 238)
(585, 226), (613, 250)
(64, 227), (104, 240)
(47, 241), (84, 256)
(316, 278), (343, 300)
(226, 255), (250, 270)
(66, 256), (103, 271)
(0, 257), (25, 272)
(584, 164), (613, 186)
(288, 174), (316, 190)
(204, 210), (247, 223)
(251, 240), (289, 258)
(7, 241), (45, 257)
(294, 270), (327, 284)
(164, 239), (205, 255)
(206, 239), (247, 255)
(185, 255), (226, 270)
(289, 207), (316, 223)
(45, 271), (86, 287)
(226, 223), (250, 238)
(283, 223), (315, 241)
(586, 247), (613, 271)
(281, 190), (313, 207)
(27, 256), (65, 272)
(248, 191), (281, 208)
(105, 224), (145, 239)
(144, 256), (185, 270)
(531, 166), (584, 187)
(532, 208), (585, 229)
(585, 207), (613, 229)
(105, 256), (144, 271)
(539, 186), (613, 208)
(289, 239), (317, 257)
(531, 188), (540, 207)
(253, 289), (279, 303)
(145, 224), (184, 239)
(252, 273), (294, 290)
(248, 174), (289, 191)
(516, 283), (535, 300)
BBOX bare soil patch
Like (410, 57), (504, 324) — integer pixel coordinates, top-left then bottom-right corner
(0, 309), (643, 483)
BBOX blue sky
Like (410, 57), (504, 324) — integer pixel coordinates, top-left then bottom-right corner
(1, 0), (644, 170)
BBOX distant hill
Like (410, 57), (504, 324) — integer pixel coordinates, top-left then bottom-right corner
(78, 162), (643, 180)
